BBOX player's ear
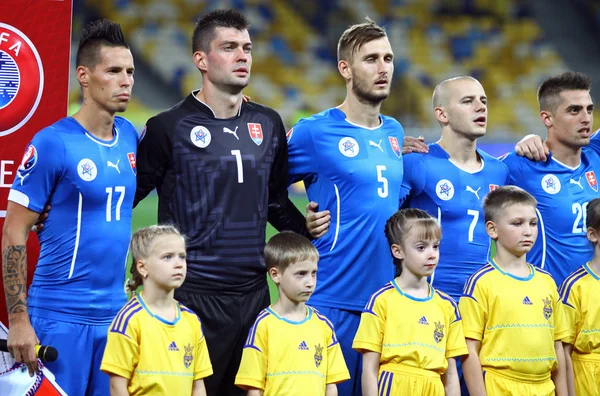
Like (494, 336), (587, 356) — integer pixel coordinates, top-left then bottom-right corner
(540, 110), (553, 129)
(193, 51), (208, 73)
(434, 106), (447, 125)
(136, 259), (148, 279)
(587, 227), (599, 244)
(76, 65), (89, 88)
(390, 243), (404, 260)
(485, 220), (498, 240)
(338, 60), (351, 81)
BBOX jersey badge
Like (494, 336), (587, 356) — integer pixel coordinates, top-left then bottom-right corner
(489, 184), (499, 191)
(314, 343), (323, 368)
(0, 23), (44, 137)
(436, 179), (454, 201)
(541, 174), (561, 195)
(542, 297), (552, 320)
(127, 152), (136, 175)
(15, 144), (38, 185)
(190, 126), (211, 148)
(388, 136), (401, 158)
(248, 123), (263, 145)
(286, 128), (294, 143)
(433, 321), (445, 343)
(183, 343), (194, 369)
(338, 137), (359, 158)
(77, 158), (97, 182)
(586, 171), (598, 192)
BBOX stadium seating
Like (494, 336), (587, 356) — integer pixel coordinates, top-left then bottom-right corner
(81, 0), (595, 137)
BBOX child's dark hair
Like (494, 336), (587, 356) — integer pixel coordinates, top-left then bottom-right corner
(127, 224), (185, 295)
(483, 186), (537, 223)
(264, 231), (319, 272)
(384, 208), (441, 276)
(586, 198), (600, 232)
(76, 19), (129, 68)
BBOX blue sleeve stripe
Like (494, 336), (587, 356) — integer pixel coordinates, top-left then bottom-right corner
(110, 305), (143, 336)
(435, 290), (461, 322)
(111, 299), (140, 333)
(558, 267), (586, 300)
(180, 306), (202, 324)
(314, 310), (338, 345)
(463, 265), (494, 297)
(559, 268), (588, 304)
(245, 309), (270, 351)
(363, 283), (393, 314)
(535, 267), (553, 277)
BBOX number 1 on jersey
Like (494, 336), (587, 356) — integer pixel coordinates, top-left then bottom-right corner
(376, 165), (388, 198)
(106, 186), (125, 222)
(231, 150), (244, 184)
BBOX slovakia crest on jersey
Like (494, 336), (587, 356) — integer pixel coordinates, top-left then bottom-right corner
(0, 24), (44, 137)
(489, 184), (499, 191)
(388, 137), (401, 158)
(248, 123), (263, 146)
(586, 171), (598, 192)
(127, 152), (137, 175)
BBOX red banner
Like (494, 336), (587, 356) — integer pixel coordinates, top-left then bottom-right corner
(0, 1), (73, 324)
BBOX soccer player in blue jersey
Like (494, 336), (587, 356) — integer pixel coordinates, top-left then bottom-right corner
(2, 20), (138, 395)
(287, 20), (404, 395)
(501, 71), (599, 286)
(400, 76), (510, 301)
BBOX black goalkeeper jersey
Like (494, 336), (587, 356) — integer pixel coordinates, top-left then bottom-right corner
(135, 92), (307, 293)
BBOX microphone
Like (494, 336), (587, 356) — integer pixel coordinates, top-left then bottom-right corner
(0, 339), (58, 362)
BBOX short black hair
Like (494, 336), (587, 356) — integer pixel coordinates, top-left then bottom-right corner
(538, 71), (591, 113)
(76, 19), (129, 68)
(192, 9), (249, 53)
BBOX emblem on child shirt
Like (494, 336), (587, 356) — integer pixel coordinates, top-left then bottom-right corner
(433, 321), (445, 343)
(314, 344), (323, 368)
(542, 297), (553, 320)
(183, 343), (194, 369)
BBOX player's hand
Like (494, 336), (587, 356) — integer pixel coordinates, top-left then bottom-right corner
(515, 134), (549, 161)
(242, 94), (251, 103)
(402, 136), (428, 154)
(306, 202), (330, 239)
(31, 204), (51, 233)
(7, 318), (40, 377)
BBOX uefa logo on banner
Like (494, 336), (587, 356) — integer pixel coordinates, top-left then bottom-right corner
(0, 23), (44, 137)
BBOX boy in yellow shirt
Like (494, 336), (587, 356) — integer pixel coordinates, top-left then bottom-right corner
(460, 186), (568, 395)
(235, 231), (349, 395)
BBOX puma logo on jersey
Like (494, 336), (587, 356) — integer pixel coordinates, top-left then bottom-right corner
(369, 140), (383, 152)
(16, 172), (29, 186)
(466, 185), (481, 199)
(223, 126), (239, 140)
(570, 177), (583, 190)
(107, 160), (120, 174)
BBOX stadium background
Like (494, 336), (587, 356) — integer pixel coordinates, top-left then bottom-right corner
(70, 0), (600, 300)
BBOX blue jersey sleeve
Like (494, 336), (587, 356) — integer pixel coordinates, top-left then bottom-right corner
(499, 151), (523, 185)
(287, 121), (318, 185)
(399, 153), (425, 208)
(9, 130), (65, 213)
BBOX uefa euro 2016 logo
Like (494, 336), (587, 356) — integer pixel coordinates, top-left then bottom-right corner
(0, 23), (44, 137)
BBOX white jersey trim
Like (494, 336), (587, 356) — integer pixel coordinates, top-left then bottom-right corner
(448, 156), (485, 174)
(341, 114), (384, 130)
(551, 157), (580, 171)
(330, 183), (341, 251)
(68, 193), (83, 279)
(84, 125), (120, 148)
(7, 189), (30, 208)
(536, 208), (547, 269)
(430, 207), (442, 285)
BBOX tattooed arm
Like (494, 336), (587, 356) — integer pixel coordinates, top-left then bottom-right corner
(2, 201), (41, 376)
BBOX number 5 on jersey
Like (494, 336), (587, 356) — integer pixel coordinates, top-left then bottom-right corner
(377, 165), (388, 198)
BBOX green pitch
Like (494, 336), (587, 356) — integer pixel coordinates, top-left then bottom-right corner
(131, 194), (308, 302)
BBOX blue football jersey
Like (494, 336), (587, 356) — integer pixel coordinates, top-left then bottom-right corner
(9, 117), (139, 324)
(400, 144), (510, 300)
(288, 108), (404, 311)
(502, 149), (600, 285)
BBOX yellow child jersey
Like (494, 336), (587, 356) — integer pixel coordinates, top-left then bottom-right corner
(235, 305), (350, 395)
(352, 280), (468, 376)
(100, 294), (213, 395)
(560, 263), (600, 395)
(459, 260), (569, 381)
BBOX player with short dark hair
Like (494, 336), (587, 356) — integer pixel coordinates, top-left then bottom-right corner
(287, 19), (405, 395)
(134, 9), (309, 396)
(2, 19), (139, 395)
(503, 71), (600, 286)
